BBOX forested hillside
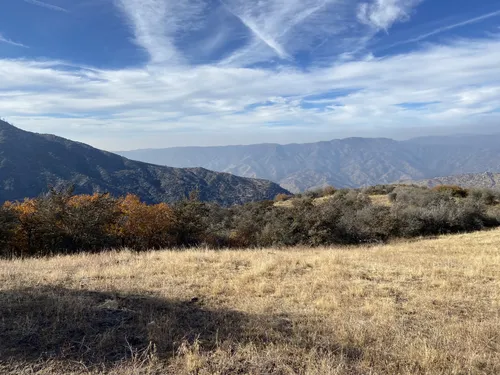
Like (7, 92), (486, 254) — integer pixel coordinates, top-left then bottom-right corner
(0, 120), (288, 205)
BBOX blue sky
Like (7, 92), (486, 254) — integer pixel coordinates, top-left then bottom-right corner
(0, 0), (499, 150)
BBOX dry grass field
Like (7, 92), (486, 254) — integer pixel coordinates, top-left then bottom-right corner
(1, 229), (500, 374)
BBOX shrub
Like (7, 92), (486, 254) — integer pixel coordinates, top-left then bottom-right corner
(391, 198), (487, 237)
(231, 201), (274, 247)
(362, 184), (397, 195)
(468, 188), (500, 206)
(114, 194), (175, 250)
(322, 186), (336, 196)
(0, 205), (17, 258)
(0, 184), (498, 258)
(389, 186), (451, 207)
(432, 185), (468, 198)
(307, 191), (375, 245)
(274, 193), (292, 202)
(303, 189), (322, 199)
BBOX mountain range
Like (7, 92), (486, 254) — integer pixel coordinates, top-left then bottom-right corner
(119, 135), (500, 192)
(0, 121), (289, 205)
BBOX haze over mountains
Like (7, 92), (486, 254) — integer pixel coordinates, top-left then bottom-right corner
(119, 134), (500, 192)
(0, 121), (288, 205)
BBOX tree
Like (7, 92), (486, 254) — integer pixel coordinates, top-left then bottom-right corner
(115, 195), (175, 250)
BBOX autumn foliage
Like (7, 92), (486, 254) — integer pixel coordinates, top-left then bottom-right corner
(0, 189), (176, 257)
(114, 194), (175, 249)
(432, 185), (469, 198)
(1, 185), (499, 258)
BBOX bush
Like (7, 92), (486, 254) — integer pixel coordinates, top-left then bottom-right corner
(322, 186), (336, 196)
(468, 188), (500, 206)
(432, 185), (468, 198)
(115, 194), (175, 250)
(231, 201), (274, 247)
(274, 193), (292, 202)
(389, 186), (452, 207)
(362, 184), (397, 195)
(307, 191), (375, 245)
(391, 196), (487, 237)
(0, 205), (17, 258)
(303, 189), (322, 199)
(0, 184), (498, 258)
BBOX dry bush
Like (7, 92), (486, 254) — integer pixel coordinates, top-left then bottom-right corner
(432, 184), (468, 198)
(274, 193), (292, 202)
(469, 188), (500, 206)
(322, 185), (337, 196)
(1, 186), (499, 258)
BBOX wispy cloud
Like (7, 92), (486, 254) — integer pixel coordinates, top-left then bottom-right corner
(386, 9), (500, 48)
(23, 0), (69, 13)
(219, 0), (370, 66)
(0, 34), (28, 48)
(357, 0), (421, 31)
(114, 0), (206, 64)
(114, 0), (424, 68)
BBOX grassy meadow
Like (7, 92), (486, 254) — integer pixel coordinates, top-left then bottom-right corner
(1, 229), (499, 374)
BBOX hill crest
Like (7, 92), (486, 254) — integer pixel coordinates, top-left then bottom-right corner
(0, 120), (289, 205)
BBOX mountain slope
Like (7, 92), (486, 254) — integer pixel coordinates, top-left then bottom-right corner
(119, 135), (500, 192)
(0, 121), (289, 205)
(398, 172), (500, 189)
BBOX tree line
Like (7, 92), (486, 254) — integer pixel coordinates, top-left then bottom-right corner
(0, 185), (499, 258)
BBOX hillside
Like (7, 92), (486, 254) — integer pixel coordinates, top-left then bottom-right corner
(0, 121), (289, 205)
(119, 135), (500, 192)
(398, 172), (500, 189)
(1, 229), (499, 374)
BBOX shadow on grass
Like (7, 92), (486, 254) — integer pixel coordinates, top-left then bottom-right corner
(0, 286), (364, 372)
(0, 287), (250, 366)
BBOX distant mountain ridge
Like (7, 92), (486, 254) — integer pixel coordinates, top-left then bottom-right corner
(118, 134), (500, 192)
(0, 121), (289, 205)
(398, 172), (500, 189)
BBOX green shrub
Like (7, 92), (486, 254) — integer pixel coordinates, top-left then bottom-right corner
(0, 206), (17, 258)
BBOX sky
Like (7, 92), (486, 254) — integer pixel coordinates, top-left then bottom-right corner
(0, 0), (499, 151)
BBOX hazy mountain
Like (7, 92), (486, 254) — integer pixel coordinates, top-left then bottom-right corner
(118, 135), (500, 192)
(0, 121), (289, 205)
(398, 172), (500, 189)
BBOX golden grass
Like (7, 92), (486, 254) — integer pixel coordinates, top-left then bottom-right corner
(275, 194), (391, 207)
(1, 229), (500, 374)
(369, 194), (391, 206)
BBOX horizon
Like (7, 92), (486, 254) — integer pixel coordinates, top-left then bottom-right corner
(3, 118), (500, 152)
(1, 0), (500, 150)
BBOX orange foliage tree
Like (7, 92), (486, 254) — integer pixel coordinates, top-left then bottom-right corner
(4, 199), (39, 256)
(114, 194), (175, 250)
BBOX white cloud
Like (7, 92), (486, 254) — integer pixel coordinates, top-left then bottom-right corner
(0, 34), (28, 48)
(23, 0), (69, 13)
(1, 35), (500, 149)
(2, 0), (500, 149)
(357, 0), (420, 31)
